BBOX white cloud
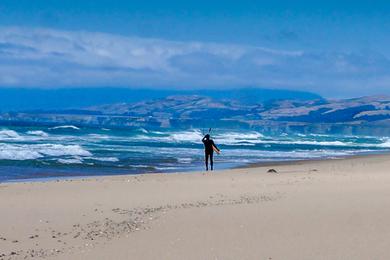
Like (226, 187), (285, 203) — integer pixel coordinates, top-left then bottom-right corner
(0, 26), (389, 96)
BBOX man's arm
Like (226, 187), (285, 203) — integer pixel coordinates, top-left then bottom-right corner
(211, 140), (220, 152)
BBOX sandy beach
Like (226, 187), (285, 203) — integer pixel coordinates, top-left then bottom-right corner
(1, 154), (390, 259)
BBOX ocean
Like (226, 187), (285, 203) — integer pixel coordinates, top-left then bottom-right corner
(0, 125), (389, 182)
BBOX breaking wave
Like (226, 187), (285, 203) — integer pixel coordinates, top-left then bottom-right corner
(50, 125), (80, 130)
(215, 131), (264, 145)
(139, 128), (149, 134)
(0, 129), (21, 140)
(134, 130), (265, 145)
(0, 145), (43, 160)
(27, 130), (49, 137)
(57, 157), (83, 164)
(86, 157), (119, 162)
(169, 129), (204, 142)
(0, 143), (92, 160)
(377, 138), (390, 148)
(224, 149), (358, 159)
(117, 129), (390, 149)
(177, 158), (193, 163)
(87, 134), (110, 140)
(277, 140), (350, 147)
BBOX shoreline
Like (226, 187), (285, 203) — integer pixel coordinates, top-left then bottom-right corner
(2, 150), (390, 184)
(236, 149), (390, 169)
(2, 153), (390, 259)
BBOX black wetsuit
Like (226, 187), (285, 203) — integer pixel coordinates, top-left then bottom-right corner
(202, 135), (219, 171)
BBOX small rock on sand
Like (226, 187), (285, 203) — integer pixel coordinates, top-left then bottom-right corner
(267, 169), (278, 173)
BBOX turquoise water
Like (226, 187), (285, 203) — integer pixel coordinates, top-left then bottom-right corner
(0, 125), (389, 182)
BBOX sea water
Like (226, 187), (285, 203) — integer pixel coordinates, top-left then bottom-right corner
(0, 125), (389, 182)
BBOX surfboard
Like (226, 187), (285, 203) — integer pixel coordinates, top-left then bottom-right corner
(212, 145), (220, 154)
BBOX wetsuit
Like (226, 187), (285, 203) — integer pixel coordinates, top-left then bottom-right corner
(202, 135), (219, 171)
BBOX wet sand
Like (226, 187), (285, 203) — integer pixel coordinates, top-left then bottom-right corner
(1, 154), (390, 259)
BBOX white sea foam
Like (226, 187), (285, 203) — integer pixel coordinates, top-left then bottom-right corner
(288, 140), (349, 146)
(128, 130), (384, 149)
(50, 125), (80, 130)
(86, 157), (119, 162)
(37, 144), (92, 157)
(132, 134), (153, 141)
(215, 131), (264, 145)
(307, 133), (332, 137)
(27, 130), (49, 137)
(0, 143), (92, 160)
(280, 139), (390, 148)
(132, 129), (264, 145)
(0, 144), (43, 160)
(132, 129), (204, 143)
(169, 130), (204, 142)
(0, 129), (21, 140)
(1, 129), (51, 142)
(87, 134), (110, 140)
(139, 128), (149, 134)
(218, 139), (353, 147)
(163, 130), (265, 144)
(57, 157), (83, 164)
(151, 131), (165, 135)
(377, 138), (390, 148)
(177, 158), (193, 163)
(155, 166), (178, 170)
(224, 149), (358, 159)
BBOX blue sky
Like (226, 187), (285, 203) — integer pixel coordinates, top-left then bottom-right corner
(1, 0), (390, 97)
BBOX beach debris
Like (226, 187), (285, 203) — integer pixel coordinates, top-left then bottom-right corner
(267, 169), (278, 173)
(12, 240), (18, 243)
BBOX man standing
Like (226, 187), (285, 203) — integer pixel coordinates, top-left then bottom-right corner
(202, 134), (220, 171)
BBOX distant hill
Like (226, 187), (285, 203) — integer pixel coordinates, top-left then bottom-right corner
(0, 87), (321, 111)
(2, 94), (390, 135)
(83, 95), (390, 124)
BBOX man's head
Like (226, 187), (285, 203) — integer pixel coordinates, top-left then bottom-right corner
(205, 134), (210, 140)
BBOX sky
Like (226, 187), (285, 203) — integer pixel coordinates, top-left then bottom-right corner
(1, 0), (390, 97)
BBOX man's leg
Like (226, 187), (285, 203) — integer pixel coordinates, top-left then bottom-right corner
(210, 152), (214, 171)
(205, 152), (209, 171)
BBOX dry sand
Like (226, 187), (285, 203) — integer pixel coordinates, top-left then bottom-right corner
(1, 154), (390, 259)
